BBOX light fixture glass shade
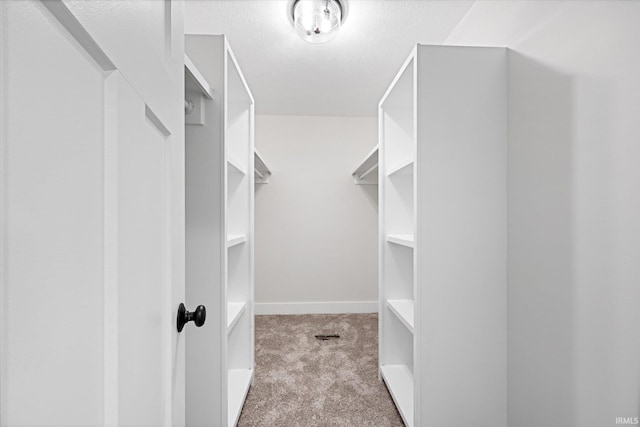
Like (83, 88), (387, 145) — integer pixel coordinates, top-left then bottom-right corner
(293, 0), (342, 44)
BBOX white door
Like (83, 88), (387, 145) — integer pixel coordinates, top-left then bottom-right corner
(0, 1), (185, 426)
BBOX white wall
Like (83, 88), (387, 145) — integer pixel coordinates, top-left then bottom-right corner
(254, 115), (378, 314)
(447, 2), (640, 426)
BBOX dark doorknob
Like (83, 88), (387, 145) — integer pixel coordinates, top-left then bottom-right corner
(177, 303), (206, 332)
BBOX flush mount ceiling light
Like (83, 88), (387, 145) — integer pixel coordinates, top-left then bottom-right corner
(289, 0), (348, 44)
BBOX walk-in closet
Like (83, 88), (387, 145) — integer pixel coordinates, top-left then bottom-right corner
(1, 2), (637, 427)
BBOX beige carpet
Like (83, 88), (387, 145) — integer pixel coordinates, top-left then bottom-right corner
(237, 313), (404, 427)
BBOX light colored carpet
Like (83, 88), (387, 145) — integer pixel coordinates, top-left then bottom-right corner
(237, 313), (404, 427)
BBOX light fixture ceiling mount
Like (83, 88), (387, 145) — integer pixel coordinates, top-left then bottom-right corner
(289, 0), (348, 44)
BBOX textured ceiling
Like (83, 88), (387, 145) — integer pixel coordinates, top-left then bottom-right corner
(185, 0), (475, 116)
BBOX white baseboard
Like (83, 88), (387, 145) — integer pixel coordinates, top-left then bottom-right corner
(254, 301), (378, 315)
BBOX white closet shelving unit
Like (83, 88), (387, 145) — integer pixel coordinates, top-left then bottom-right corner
(185, 35), (255, 427)
(352, 144), (378, 185)
(254, 149), (271, 184)
(379, 45), (507, 427)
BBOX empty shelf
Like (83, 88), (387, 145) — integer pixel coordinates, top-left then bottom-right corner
(380, 364), (414, 427)
(387, 159), (413, 177)
(386, 299), (414, 333)
(254, 149), (271, 184)
(227, 234), (247, 248)
(227, 158), (247, 175)
(228, 368), (253, 427)
(352, 145), (379, 185)
(386, 234), (415, 248)
(184, 54), (213, 99)
(227, 302), (247, 332)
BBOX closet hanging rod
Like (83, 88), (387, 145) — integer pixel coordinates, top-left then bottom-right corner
(357, 163), (378, 180)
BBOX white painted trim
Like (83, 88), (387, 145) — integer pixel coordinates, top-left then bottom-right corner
(41, 0), (116, 71)
(255, 301), (378, 315)
(162, 133), (173, 427)
(103, 72), (120, 427)
(0, 4), (7, 422)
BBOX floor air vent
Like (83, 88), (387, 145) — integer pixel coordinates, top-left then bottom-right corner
(315, 334), (340, 341)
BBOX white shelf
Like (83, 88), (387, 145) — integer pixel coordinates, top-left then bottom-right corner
(227, 234), (247, 248)
(227, 302), (247, 332)
(380, 49), (416, 427)
(386, 234), (414, 248)
(379, 44), (508, 427)
(186, 35), (254, 427)
(352, 145), (379, 185)
(380, 365), (414, 427)
(184, 53), (213, 99)
(386, 299), (414, 333)
(227, 158), (247, 175)
(228, 368), (253, 427)
(254, 149), (271, 184)
(387, 159), (414, 177)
